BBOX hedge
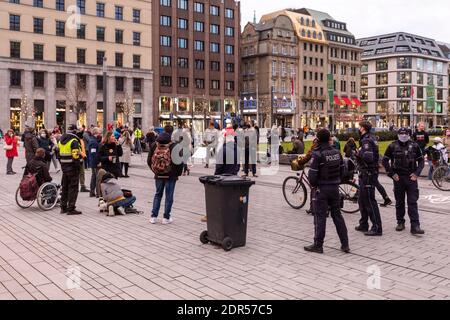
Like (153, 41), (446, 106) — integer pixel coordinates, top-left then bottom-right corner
(336, 131), (398, 142)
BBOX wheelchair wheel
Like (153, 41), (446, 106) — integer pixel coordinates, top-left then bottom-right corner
(37, 183), (59, 211)
(15, 187), (35, 209)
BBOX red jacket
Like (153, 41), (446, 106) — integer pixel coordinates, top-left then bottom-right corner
(5, 134), (18, 158)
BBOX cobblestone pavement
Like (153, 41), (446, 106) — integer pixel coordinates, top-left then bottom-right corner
(0, 150), (449, 300)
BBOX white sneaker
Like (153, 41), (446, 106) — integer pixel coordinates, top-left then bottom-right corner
(162, 217), (173, 225)
(150, 217), (157, 224)
(116, 207), (126, 215)
(108, 206), (115, 216)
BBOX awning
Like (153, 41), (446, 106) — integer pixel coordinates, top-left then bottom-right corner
(342, 97), (352, 106)
(352, 98), (362, 106)
(333, 96), (341, 105)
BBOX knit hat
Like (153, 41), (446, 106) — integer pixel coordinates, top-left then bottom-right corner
(317, 129), (331, 143)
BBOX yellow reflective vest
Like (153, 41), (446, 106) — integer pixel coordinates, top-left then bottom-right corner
(58, 138), (81, 164)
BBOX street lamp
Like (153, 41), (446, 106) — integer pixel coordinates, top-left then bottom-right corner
(102, 56), (108, 133)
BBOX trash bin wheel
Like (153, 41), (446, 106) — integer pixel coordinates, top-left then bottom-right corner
(200, 231), (209, 244)
(222, 237), (234, 251)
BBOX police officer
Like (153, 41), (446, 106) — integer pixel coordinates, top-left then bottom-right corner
(58, 124), (82, 215)
(382, 128), (425, 234)
(355, 121), (383, 236)
(304, 129), (350, 254)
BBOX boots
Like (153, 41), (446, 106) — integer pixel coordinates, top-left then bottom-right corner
(380, 198), (392, 207)
(304, 244), (323, 254)
(411, 226), (425, 235)
(395, 223), (405, 231)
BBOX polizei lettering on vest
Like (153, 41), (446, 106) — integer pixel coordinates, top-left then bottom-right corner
(177, 304), (212, 318)
(325, 154), (340, 162)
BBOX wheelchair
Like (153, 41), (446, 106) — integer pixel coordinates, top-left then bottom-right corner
(15, 182), (61, 211)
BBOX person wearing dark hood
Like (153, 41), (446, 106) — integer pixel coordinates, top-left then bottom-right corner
(57, 124), (82, 215)
(24, 148), (52, 187)
(148, 125), (183, 225)
(22, 127), (39, 164)
(98, 131), (123, 179)
(87, 127), (102, 198)
(354, 121), (383, 236)
(37, 129), (54, 170)
(344, 138), (357, 158)
(383, 128), (425, 235)
(304, 129), (349, 254)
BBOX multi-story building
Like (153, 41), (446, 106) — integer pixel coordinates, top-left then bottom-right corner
(152, 0), (240, 132)
(241, 8), (361, 129)
(0, 0), (153, 133)
(358, 32), (449, 128)
(438, 42), (450, 126)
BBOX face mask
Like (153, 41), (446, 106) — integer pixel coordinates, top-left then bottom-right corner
(40, 134), (46, 138)
(398, 134), (410, 143)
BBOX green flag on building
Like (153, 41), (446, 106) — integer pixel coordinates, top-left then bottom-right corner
(426, 84), (435, 112)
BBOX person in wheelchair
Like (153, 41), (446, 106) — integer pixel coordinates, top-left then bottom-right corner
(100, 172), (136, 215)
(24, 148), (52, 187)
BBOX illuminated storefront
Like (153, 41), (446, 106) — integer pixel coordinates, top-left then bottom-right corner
(10, 99), (21, 133)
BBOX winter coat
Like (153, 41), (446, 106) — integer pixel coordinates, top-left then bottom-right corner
(118, 137), (133, 164)
(5, 134), (18, 158)
(344, 141), (357, 158)
(86, 136), (100, 169)
(24, 156), (52, 186)
(37, 137), (54, 162)
(98, 142), (123, 178)
(148, 132), (183, 180)
(22, 130), (39, 163)
(214, 141), (240, 175)
(100, 177), (125, 205)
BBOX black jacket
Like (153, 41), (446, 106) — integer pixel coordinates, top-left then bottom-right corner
(148, 133), (183, 180)
(22, 130), (39, 164)
(98, 142), (123, 178)
(214, 141), (240, 176)
(37, 137), (54, 162)
(24, 156), (52, 186)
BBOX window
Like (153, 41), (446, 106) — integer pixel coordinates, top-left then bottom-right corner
(77, 48), (86, 64)
(10, 41), (20, 58)
(133, 9), (141, 23)
(361, 76), (368, 86)
(10, 14), (20, 31)
(116, 77), (124, 92)
(34, 44), (44, 60)
(178, 38), (188, 49)
(417, 73), (424, 85)
(178, 0), (187, 10)
(351, 82), (356, 93)
(226, 63), (234, 73)
(362, 64), (368, 73)
(34, 0), (43, 7)
(225, 45), (234, 55)
(195, 79), (205, 89)
(161, 76), (172, 87)
(437, 75), (443, 87)
(178, 18), (188, 30)
(376, 73), (388, 85)
(115, 6), (123, 20)
(160, 16), (171, 26)
(133, 55), (141, 69)
(376, 59), (388, 71)
(161, 56), (171, 67)
(160, 0), (171, 6)
(33, 18), (43, 34)
(160, 36), (171, 47)
(426, 60), (434, 72)
(398, 72), (411, 84)
(437, 89), (443, 100)
(34, 71), (44, 88)
(115, 29), (123, 44)
(194, 21), (204, 32)
(96, 75), (103, 90)
(133, 78), (142, 93)
(211, 80), (220, 90)
(56, 21), (65, 36)
(133, 32), (141, 46)
(77, 0), (85, 14)
(417, 87), (424, 99)
(97, 27), (105, 41)
(194, 40), (204, 51)
(397, 86), (410, 98)
(376, 87), (388, 99)
(115, 53), (123, 67)
(77, 24), (86, 39)
(211, 61), (220, 71)
(10, 70), (21, 87)
(195, 59), (204, 70)
(427, 74), (434, 85)
(179, 77), (188, 88)
(96, 2), (105, 17)
(178, 58), (188, 68)
(225, 27), (234, 37)
(226, 81), (234, 91)
(56, 46), (65, 62)
(210, 5), (219, 16)
(397, 57), (412, 69)
(210, 24), (219, 34)
(96, 50), (105, 65)
(340, 81), (347, 92)
(210, 43), (220, 53)
(194, 2), (204, 13)
(341, 66), (347, 76)
(56, 73), (66, 89)
(56, 0), (65, 11)
(436, 62), (444, 74)
(225, 8), (234, 19)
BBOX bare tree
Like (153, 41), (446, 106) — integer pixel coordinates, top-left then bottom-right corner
(116, 92), (136, 125)
(20, 94), (35, 129)
(66, 75), (96, 127)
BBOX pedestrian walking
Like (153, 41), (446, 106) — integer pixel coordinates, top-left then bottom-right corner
(4, 129), (19, 175)
(133, 126), (143, 154)
(304, 129), (350, 254)
(119, 130), (133, 178)
(243, 122), (258, 177)
(98, 131), (123, 179)
(215, 120), (240, 175)
(37, 129), (54, 171)
(87, 127), (102, 198)
(203, 122), (218, 169)
(383, 127), (425, 234)
(22, 127), (38, 164)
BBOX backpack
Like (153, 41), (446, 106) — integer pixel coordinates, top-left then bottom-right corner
(19, 173), (39, 201)
(151, 142), (172, 175)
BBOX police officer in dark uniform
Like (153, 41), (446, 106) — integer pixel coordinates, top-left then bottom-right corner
(58, 124), (82, 215)
(382, 127), (425, 234)
(304, 129), (350, 254)
(355, 121), (383, 236)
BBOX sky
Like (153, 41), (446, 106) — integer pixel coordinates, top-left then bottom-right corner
(240, 0), (450, 42)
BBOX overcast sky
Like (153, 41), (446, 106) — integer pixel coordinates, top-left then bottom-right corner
(240, 0), (450, 42)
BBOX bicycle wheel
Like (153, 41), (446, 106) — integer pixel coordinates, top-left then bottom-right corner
(432, 166), (450, 191)
(37, 183), (59, 211)
(15, 187), (35, 209)
(340, 181), (359, 214)
(282, 176), (307, 209)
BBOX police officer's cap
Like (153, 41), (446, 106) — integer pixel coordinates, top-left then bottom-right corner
(397, 127), (411, 135)
(359, 121), (372, 132)
(317, 129), (331, 143)
(67, 124), (77, 132)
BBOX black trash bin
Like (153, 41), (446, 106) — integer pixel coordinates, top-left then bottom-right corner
(199, 175), (255, 251)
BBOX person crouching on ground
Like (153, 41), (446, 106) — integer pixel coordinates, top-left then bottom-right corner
(100, 172), (136, 216)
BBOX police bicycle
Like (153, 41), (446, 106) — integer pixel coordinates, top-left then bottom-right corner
(16, 182), (62, 211)
(282, 158), (360, 214)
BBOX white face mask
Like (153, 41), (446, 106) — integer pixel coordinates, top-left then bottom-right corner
(398, 134), (410, 143)
(40, 134), (46, 138)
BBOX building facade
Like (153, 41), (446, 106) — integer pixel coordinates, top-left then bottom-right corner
(358, 32), (449, 128)
(0, 0), (153, 133)
(152, 0), (240, 132)
(240, 8), (362, 130)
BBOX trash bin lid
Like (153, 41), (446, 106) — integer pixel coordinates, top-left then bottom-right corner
(199, 175), (255, 187)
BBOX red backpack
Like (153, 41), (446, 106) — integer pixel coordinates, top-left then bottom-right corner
(151, 142), (172, 175)
(19, 173), (39, 201)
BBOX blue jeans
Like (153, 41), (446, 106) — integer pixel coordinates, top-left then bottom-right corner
(151, 179), (176, 219)
(114, 196), (136, 208)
